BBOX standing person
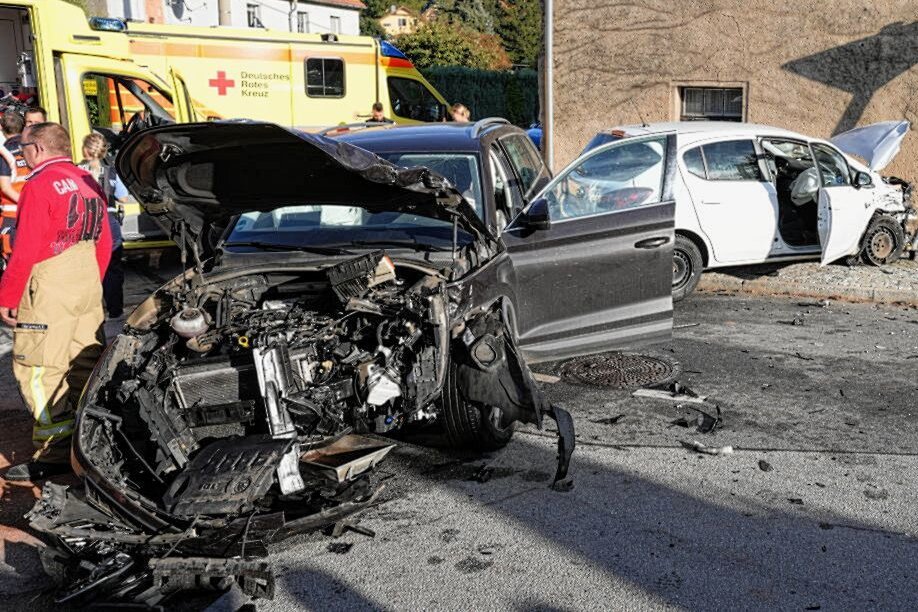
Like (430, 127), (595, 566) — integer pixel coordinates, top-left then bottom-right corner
(23, 106), (46, 128)
(0, 111), (26, 263)
(0, 122), (112, 481)
(369, 102), (393, 124)
(78, 133), (128, 318)
(450, 103), (471, 123)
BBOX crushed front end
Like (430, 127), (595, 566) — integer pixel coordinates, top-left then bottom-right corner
(28, 251), (574, 607)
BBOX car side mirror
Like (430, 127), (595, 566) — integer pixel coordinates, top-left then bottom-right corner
(854, 171), (873, 189)
(521, 197), (551, 231)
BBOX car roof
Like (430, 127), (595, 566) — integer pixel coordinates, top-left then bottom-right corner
(336, 119), (521, 153)
(606, 121), (810, 143)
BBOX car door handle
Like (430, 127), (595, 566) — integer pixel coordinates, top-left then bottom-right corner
(634, 237), (670, 249)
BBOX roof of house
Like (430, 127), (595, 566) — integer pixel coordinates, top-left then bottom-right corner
(302, 0), (366, 10)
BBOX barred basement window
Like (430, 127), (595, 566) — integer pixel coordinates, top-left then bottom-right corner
(680, 87), (743, 121)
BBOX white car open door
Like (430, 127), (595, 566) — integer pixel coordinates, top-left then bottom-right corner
(810, 141), (875, 266)
(817, 187), (872, 265)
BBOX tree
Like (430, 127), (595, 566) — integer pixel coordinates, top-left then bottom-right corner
(361, 0), (390, 37)
(435, 0), (496, 34)
(394, 21), (510, 70)
(497, 0), (542, 67)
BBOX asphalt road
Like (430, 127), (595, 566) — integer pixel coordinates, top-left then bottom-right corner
(2, 273), (918, 610)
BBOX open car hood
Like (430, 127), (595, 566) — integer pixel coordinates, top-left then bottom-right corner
(116, 121), (490, 257)
(829, 120), (910, 172)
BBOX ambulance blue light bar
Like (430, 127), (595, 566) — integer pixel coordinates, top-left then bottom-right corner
(88, 17), (128, 32)
(379, 40), (409, 60)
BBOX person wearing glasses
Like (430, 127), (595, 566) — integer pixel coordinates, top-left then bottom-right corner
(0, 122), (112, 482)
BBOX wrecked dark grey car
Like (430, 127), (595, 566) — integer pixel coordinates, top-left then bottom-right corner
(27, 122), (676, 606)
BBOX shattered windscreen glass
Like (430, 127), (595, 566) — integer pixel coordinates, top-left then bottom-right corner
(226, 203), (475, 251)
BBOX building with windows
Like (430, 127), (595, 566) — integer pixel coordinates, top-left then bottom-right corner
(549, 1), (918, 181)
(379, 6), (418, 36)
(97, 0), (363, 34)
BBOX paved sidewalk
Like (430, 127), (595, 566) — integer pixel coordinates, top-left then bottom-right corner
(697, 258), (918, 306)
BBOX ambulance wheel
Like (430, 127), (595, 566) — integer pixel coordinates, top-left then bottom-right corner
(860, 216), (904, 266)
(672, 235), (703, 302)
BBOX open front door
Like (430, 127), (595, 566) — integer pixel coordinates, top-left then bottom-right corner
(809, 142), (874, 266)
(503, 133), (676, 362)
(170, 68), (199, 123)
(817, 188), (872, 265)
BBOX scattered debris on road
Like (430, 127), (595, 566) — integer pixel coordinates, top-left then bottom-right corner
(470, 465), (495, 483)
(327, 542), (353, 554)
(758, 460), (774, 472)
(591, 414), (626, 426)
(550, 478), (575, 492)
(788, 498), (805, 505)
(680, 440), (734, 456)
(864, 487), (890, 500)
(633, 381), (708, 404)
(671, 405), (722, 434)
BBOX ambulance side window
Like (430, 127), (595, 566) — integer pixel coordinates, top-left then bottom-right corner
(82, 74), (175, 154)
(387, 77), (446, 122)
(305, 58), (345, 97)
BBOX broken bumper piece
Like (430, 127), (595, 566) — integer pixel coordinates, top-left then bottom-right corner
(27, 447), (383, 608)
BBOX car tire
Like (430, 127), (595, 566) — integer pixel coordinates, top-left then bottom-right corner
(672, 235), (703, 302)
(860, 215), (905, 266)
(441, 359), (514, 451)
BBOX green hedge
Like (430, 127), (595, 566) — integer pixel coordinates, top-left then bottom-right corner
(420, 67), (539, 127)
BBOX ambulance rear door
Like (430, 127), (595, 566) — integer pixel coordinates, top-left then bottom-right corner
(169, 67), (199, 123)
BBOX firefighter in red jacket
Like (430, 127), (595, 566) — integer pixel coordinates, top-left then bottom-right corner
(0, 122), (112, 481)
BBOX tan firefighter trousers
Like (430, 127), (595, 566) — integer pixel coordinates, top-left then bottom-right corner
(13, 241), (105, 464)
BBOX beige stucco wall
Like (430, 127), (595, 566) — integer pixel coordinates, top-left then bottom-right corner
(552, 1), (918, 182)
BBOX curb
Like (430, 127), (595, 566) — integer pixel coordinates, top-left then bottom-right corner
(696, 275), (918, 307)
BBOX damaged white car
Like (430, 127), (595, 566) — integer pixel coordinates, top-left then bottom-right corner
(583, 121), (916, 300)
(26, 121), (678, 607)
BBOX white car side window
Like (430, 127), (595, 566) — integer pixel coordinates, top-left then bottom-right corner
(698, 140), (763, 181)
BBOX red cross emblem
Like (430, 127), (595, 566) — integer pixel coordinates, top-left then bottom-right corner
(208, 71), (235, 96)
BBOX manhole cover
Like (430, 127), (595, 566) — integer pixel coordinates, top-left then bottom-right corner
(558, 353), (681, 389)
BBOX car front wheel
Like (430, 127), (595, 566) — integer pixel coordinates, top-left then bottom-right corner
(441, 359), (514, 451)
(860, 215), (905, 266)
(672, 235), (703, 302)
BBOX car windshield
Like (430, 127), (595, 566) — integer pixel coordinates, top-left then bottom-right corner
(226, 203), (474, 252)
(379, 153), (483, 219)
(225, 153), (481, 253)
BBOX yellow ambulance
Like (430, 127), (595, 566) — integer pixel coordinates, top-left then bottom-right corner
(0, 0), (448, 246)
